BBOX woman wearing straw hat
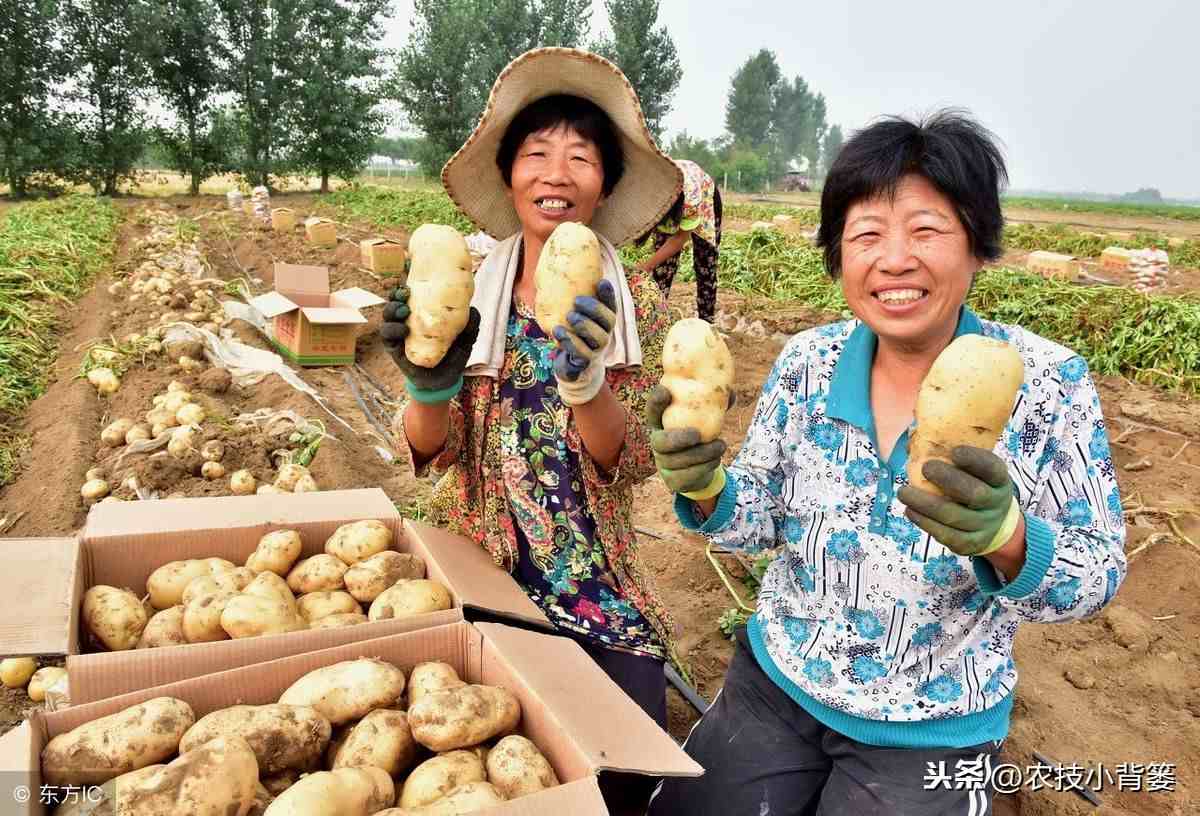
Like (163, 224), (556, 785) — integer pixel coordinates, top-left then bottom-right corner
(379, 48), (682, 760)
(635, 158), (723, 323)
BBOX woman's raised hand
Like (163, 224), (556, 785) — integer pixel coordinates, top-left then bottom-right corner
(644, 385), (729, 498)
(381, 285), (481, 403)
(553, 279), (616, 406)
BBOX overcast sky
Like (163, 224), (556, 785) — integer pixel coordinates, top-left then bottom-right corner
(384, 0), (1198, 198)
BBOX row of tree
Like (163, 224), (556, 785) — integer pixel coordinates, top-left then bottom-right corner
(2, 0), (390, 196)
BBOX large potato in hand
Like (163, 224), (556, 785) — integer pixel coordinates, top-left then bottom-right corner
(330, 709), (418, 776)
(404, 224), (474, 368)
(661, 318), (735, 443)
(115, 735), (259, 816)
(399, 751), (486, 809)
(486, 734), (559, 799)
(325, 519), (393, 566)
(368, 580), (452, 621)
(344, 551), (426, 603)
(83, 585), (149, 651)
(278, 658), (406, 726)
(287, 554), (348, 594)
(42, 696), (195, 786)
(180, 704), (332, 775)
(408, 685), (520, 752)
(906, 334), (1024, 494)
(534, 222), (603, 357)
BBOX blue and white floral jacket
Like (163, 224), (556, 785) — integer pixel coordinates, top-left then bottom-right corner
(677, 308), (1127, 749)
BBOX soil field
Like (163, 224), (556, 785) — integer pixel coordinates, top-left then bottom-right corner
(0, 193), (1197, 816)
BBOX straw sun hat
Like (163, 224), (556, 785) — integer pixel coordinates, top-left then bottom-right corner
(442, 47), (684, 247)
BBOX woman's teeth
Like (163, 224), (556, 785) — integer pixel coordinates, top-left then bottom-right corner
(876, 288), (926, 305)
(537, 199), (570, 211)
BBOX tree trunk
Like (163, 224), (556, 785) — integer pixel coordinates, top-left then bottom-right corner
(320, 169), (329, 194)
(188, 115), (200, 196)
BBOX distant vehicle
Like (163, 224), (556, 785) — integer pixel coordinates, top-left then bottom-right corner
(777, 172), (811, 192)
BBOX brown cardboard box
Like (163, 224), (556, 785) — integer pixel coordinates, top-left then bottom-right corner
(1026, 250), (1078, 280)
(0, 621), (702, 815)
(270, 207), (296, 232)
(360, 237), (407, 273)
(1101, 246), (1135, 270)
(304, 216), (337, 247)
(2, 488), (549, 704)
(248, 262), (385, 365)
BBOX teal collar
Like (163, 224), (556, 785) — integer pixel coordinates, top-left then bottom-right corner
(826, 307), (984, 433)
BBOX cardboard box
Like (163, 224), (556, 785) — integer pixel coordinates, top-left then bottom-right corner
(248, 262), (384, 365)
(1101, 246), (1135, 270)
(360, 237), (407, 273)
(304, 216), (337, 247)
(1026, 249), (1078, 280)
(270, 207), (295, 232)
(2, 488), (550, 704)
(0, 621), (702, 815)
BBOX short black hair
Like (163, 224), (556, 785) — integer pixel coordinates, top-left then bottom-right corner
(817, 109), (1007, 278)
(496, 94), (625, 197)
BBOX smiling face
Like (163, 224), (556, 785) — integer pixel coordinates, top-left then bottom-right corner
(839, 174), (980, 352)
(506, 124), (606, 245)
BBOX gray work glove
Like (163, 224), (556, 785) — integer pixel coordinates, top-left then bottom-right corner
(645, 384), (731, 498)
(380, 285), (481, 402)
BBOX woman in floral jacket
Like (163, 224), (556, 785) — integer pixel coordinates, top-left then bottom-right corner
(379, 47), (684, 750)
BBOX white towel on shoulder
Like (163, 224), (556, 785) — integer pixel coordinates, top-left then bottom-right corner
(465, 233), (643, 378)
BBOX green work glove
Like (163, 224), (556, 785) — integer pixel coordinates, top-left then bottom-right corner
(897, 446), (1022, 557)
(644, 385), (729, 498)
(380, 285), (481, 403)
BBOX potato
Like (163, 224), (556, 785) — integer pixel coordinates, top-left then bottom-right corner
(330, 709), (418, 776)
(661, 318), (735, 443)
(168, 424), (198, 459)
(168, 379), (188, 392)
(369, 580), (452, 621)
(126, 422), (153, 444)
(386, 781), (506, 814)
(907, 334), (1024, 494)
(182, 568), (256, 604)
(244, 570), (299, 614)
(287, 554), (348, 594)
(308, 612), (368, 630)
(183, 589), (237, 643)
(247, 529), (304, 576)
(231, 469), (257, 495)
(181, 704), (332, 775)
(176, 402), (206, 425)
(293, 474), (319, 493)
(83, 585), (149, 651)
(101, 418), (135, 447)
(262, 770), (299, 797)
(81, 478), (110, 502)
(398, 752), (487, 809)
(147, 558), (236, 609)
(116, 735), (259, 816)
(273, 464), (310, 493)
(28, 666), (67, 702)
(200, 439), (225, 461)
(146, 406), (178, 429)
(84, 467), (106, 483)
(297, 591), (361, 623)
(249, 782), (275, 816)
(486, 735), (559, 799)
(162, 391), (193, 413)
(220, 593), (306, 639)
(138, 605), (188, 648)
(88, 367), (120, 395)
(409, 685), (520, 753)
(325, 519), (393, 566)
(278, 658), (406, 726)
(534, 221), (603, 357)
(258, 484), (286, 495)
(404, 224), (474, 367)
(406, 662), (465, 709)
(52, 764), (164, 816)
(0, 657), (36, 688)
(201, 460), (226, 480)
(41, 696), (195, 786)
(344, 552), (425, 603)
(263, 766), (393, 816)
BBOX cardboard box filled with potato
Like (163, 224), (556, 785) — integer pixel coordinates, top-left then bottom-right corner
(0, 621), (702, 815)
(0, 489), (549, 705)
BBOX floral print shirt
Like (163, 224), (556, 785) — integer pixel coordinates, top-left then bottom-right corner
(501, 303), (664, 658)
(403, 268), (675, 655)
(658, 159), (718, 244)
(677, 309), (1127, 747)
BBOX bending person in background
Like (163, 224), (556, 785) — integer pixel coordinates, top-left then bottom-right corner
(636, 159), (722, 322)
(647, 110), (1127, 815)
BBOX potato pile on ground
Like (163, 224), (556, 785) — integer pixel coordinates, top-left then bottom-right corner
(82, 521), (448, 651)
(41, 659), (558, 814)
(0, 658), (69, 705)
